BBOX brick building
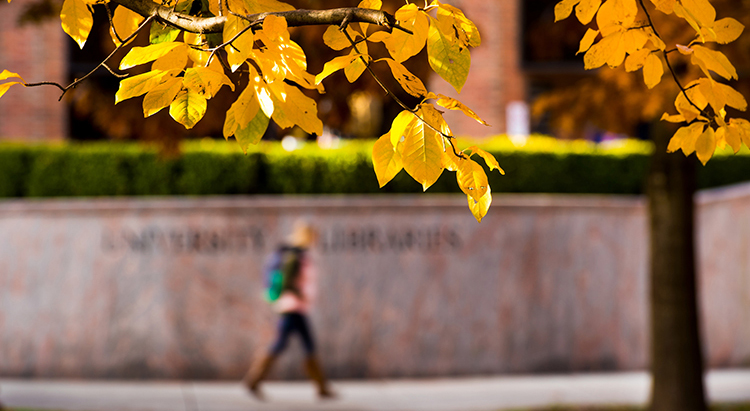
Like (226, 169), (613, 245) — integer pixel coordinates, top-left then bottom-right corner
(0, 0), (567, 141)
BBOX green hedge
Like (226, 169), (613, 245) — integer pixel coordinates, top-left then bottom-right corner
(0, 136), (748, 198)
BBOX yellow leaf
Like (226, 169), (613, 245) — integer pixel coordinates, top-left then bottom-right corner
(625, 48), (650, 72)
(578, 29), (599, 54)
(729, 119), (750, 150)
(262, 15), (291, 43)
(401, 104), (445, 191)
(427, 17), (470, 93)
(467, 146), (505, 174)
(224, 15), (253, 72)
(468, 187), (492, 223)
(381, 58), (428, 98)
(555, 0), (581, 22)
(704, 18), (745, 44)
(667, 122), (705, 155)
(649, 0), (675, 14)
(142, 77), (182, 117)
(456, 158), (488, 202)
(643, 53), (664, 89)
(622, 28), (649, 54)
(270, 82), (323, 135)
(596, 0), (637, 36)
(152, 45), (189, 73)
(389, 110), (417, 146)
(680, 0), (716, 28)
(61, 0), (93, 49)
(315, 53), (363, 85)
(251, 77), (275, 119)
(695, 126), (716, 165)
(0, 70), (24, 83)
(721, 124), (742, 153)
(372, 132), (403, 188)
(169, 88), (207, 129)
(120, 42), (185, 70)
(344, 47), (369, 83)
(0, 82), (21, 99)
(110, 6), (143, 46)
(584, 32), (623, 70)
(435, 94), (489, 126)
(382, 4), (430, 62)
(183, 67), (234, 99)
(575, 0), (602, 25)
(225, 90), (270, 152)
(437, 3), (481, 48)
(691, 45), (738, 80)
(115, 70), (174, 104)
(661, 113), (686, 123)
(322, 25), (353, 51)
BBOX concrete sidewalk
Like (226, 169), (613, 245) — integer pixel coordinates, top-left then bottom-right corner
(2, 370), (750, 411)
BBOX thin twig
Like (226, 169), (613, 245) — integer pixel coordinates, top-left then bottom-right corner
(24, 15), (155, 100)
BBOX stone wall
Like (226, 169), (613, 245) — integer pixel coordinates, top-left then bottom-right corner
(0, 187), (749, 379)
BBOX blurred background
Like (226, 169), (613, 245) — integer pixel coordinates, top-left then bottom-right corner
(0, 0), (749, 387)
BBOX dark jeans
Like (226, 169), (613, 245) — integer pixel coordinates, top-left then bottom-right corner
(270, 312), (315, 355)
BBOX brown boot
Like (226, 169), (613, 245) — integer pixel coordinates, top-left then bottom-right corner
(243, 354), (276, 401)
(304, 356), (336, 399)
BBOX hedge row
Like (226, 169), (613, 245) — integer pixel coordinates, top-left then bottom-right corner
(0, 137), (748, 198)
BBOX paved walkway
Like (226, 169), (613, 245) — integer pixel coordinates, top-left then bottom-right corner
(2, 370), (750, 411)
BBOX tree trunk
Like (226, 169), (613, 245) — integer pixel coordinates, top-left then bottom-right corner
(647, 124), (707, 411)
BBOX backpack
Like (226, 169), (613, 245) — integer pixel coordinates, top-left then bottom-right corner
(264, 246), (303, 302)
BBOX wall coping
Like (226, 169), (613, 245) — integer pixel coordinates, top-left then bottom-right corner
(0, 193), (646, 215)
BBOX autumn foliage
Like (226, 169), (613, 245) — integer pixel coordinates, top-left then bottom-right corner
(554, 0), (748, 165)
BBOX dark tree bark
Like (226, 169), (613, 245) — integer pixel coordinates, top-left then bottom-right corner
(647, 123), (707, 411)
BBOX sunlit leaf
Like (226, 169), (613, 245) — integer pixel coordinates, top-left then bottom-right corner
(456, 158), (488, 202)
(0, 82), (22, 99)
(427, 17), (470, 93)
(344, 47), (369, 83)
(466, 146), (505, 174)
(401, 104), (445, 190)
(703, 18), (745, 44)
(578, 29), (599, 54)
(115, 70), (174, 104)
(120, 42), (185, 70)
(142, 77), (182, 117)
(575, 0), (602, 25)
(241, 0), (294, 14)
(378, 4), (430, 62)
(169, 88), (207, 129)
(468, 187), (492, 223)
(584, 32), (623, 69)
(315, 53), (363, 85)
(61, 0), (93, 49)
(667, 122), (706, 155)
(435, 94), (489, 126)
(183, 67), (234, 99)
(437, 3), (481, 48)
(649, 0), (676, 14)
(389, 110), (417, 146)
(152, 45), (189, 73)
(555, 0), (580, 22)
(111, 6), (143, 46)
(372, 132), (403, 187)
(323, 25), (353, 51)
(691, 45), (738, 80)
(695, 126), (716, 165)
(381, 58), (428, 98)
(643, 53), (664, 89)
(270, 82), (323, 135)
(150, 22), (180, 45)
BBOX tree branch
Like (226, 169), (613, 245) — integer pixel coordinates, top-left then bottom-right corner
(110, 0), (401, 34)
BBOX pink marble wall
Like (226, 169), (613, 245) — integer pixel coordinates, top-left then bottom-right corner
(0, 189), (747, 379)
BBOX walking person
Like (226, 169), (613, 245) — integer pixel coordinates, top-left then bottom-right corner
(244, 220), (334, 400)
